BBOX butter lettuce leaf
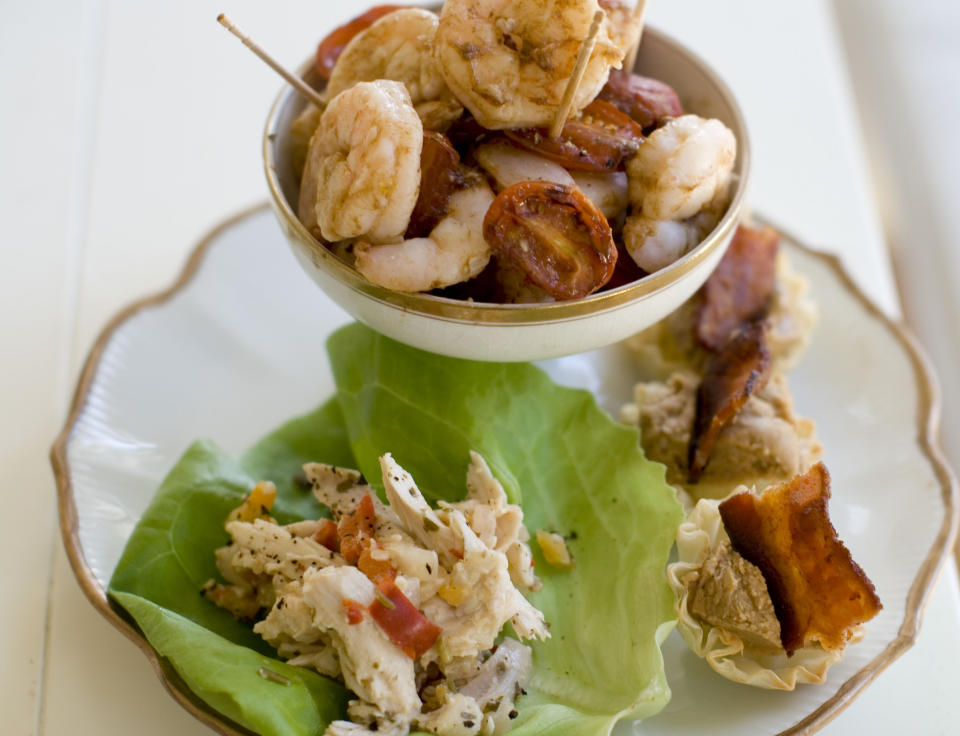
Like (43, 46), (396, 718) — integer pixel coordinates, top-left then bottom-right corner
(112, 591), (350, 736)
(109, 400), (355, 732)
(328, 324), (684, 733)
(110, 324), (683, 736)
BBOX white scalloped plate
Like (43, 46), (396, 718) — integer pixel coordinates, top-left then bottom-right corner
(53, 205), (957, 736)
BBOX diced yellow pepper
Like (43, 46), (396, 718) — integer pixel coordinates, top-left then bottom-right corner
(227, 480), (278, 524)
(438, 582), (471, 606)
(536, 530), (575, 570)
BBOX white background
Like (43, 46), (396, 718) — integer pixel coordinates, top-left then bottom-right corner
(2, 1), (958, 733)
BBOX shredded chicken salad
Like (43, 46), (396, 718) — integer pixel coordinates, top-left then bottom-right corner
(204, 451), (549, 736)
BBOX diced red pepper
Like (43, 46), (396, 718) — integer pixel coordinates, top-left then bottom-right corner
(338, 494), (377, 564)
(314, 519), (339, 552)
(342, 598), (366, 625)
(370, 578), (442, 659)
(358, 545), (397, 585)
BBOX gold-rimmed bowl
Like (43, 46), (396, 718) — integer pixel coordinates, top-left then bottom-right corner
(264, 26), (750, 361)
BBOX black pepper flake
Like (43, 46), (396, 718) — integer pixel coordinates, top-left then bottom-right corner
(509, 709), (518, 719)
(463, 720), (475, 729)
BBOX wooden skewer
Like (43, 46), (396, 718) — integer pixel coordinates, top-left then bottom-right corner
(217, 13), (327, 110)
(623, 0), (648, 74)
(549, 9), (605, 139)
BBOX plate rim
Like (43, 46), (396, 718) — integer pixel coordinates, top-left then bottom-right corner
(50, 204), (959, 736)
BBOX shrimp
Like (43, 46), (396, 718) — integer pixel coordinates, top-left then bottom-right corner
(326, 8), (463, 132)
(599, 0), (643, 60)
(354, 178), (496, 292)
(435, 0), (625, 129)
(570, 170), (629, 219)
(623, 181), (730, 272)
(298, 80), (423, 245)
(627, 114), (736, 221)
(622, 216), (701, 273)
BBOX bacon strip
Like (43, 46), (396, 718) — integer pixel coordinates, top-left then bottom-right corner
(696, 224), (779, 351)
(718, 463), (882, 655)
(688, 321), (771, 481)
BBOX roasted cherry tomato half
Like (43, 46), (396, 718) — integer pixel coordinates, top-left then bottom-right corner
(406, 131), (464, 238)
(315, 5), (410, 80)
(483, 181), (617, 300)
(598, 69), (683, 133)
(504, 99), (644, 171)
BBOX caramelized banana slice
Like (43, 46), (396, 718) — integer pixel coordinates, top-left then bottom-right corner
(689, 321), (771, 481)
(719, 463), (882, 654)
(696, 224), (779, 351)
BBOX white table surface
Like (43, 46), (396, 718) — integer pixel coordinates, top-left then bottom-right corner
(3, 1), (958, 733)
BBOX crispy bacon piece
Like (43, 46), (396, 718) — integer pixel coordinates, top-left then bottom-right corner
(688, 321), (771, 481)
(718, 463), (882, 655)
(598, 69), (684, 133)
(370, 578), (442, 659)
(483, 181), (617, 300)
(337, 494), (377, 564)
(696, 224), (779, 351)
(314, 519), (339, 552)
(314, 5), (411, 80)
(505, 100), (645, 171)
(342, 598), (366, 625)
(406, 131), (464, 238)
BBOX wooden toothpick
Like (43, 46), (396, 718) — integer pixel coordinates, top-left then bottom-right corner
(623, 0), (648, 74)
(549, 9), (605, 139)
(217, 13), (327, 110)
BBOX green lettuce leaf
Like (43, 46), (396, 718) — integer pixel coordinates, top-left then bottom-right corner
(112, 591), (350, 736)
(328, 324), (684, 733)
(110, 324), (683, 736)
(109, 400), (355, 730)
